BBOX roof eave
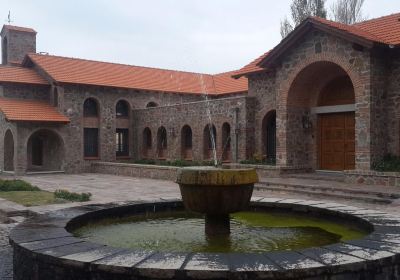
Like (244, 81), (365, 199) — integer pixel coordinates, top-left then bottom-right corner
(258, 19), (379, 69)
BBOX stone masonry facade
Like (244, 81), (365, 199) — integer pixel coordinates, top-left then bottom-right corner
(0, 16), (399, 175)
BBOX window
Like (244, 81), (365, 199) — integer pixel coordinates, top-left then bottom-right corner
(182, 125), (192, 148)
(83, 98), (99, 117)
(157, 127), (167, 150)
(143, 128), (152, 149)
(146, 102), (158, 108)
(53, 88), (59, 107)
(116, 100), (129, 118)
(84, 128), (99, 157)
(116, 129), (129, 157)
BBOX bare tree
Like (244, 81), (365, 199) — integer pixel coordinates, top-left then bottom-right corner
(330, 0), (367, 24)
(280, 16), (294, 38)
(280, 0), (327, 38)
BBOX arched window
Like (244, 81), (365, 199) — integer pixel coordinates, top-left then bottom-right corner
(146, 102), (158, 108)
(83, 98), (99, 117)
(83, 98), (99, 158)
(116, 100), (129, 118)
(203, 124), (217, 160)
(181, 125), (193, 160)
(142, 127), (152, 159)
(4, 130), (14, 171)
(157, 126), (167, 159)
(262, 111), (276, 161)
(221, 123), (231, 162)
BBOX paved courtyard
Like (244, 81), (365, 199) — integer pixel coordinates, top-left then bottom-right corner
(1, 173), (400, 279)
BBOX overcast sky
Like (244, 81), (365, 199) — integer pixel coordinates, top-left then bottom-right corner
(1, 0), (399, 73)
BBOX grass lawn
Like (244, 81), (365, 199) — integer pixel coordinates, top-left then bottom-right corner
(0, 191), (67, 207)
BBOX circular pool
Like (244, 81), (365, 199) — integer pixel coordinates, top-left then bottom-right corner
(10, 198), (400, 280)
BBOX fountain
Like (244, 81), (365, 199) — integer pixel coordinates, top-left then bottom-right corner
(177, 166), (258, 236)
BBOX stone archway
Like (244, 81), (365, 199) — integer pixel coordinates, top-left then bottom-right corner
(4, 130), (14, 171)
(283, 61), (357, 170)
(262, 111), (276, 161)
(27, 129), (65, 172)
(277, 54), (367, 170)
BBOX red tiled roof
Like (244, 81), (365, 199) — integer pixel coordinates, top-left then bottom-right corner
(26, 54), (247, 95)
(1, 25), (36, 34)
(235, 13), (400, 77)
(0, 66), (49, 85)
(354, 13), (400, 46)
(213, 71), (248, 94)
(232, 51), (270, 78)
(0, 98), (69, 123)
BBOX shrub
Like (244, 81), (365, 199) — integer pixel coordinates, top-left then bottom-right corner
(372, 154), (400, 172)
(54, 189), (92, 202)
(240, 158), (276, 166)
(0, 179), (40, 192)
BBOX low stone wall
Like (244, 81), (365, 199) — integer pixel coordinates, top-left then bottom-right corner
(345, 170), (400, 187)
(91, 162), (312, 181)
(91, 162), (179, 181)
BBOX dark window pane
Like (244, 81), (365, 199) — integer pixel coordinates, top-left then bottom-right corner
(84, 128), (99, 157)
(116, 128), (129, 157)
(84, 99), (98, 117)
(116, 101), (129, 118)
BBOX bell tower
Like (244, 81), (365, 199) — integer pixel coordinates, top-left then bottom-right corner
(1, 25), (36, 65)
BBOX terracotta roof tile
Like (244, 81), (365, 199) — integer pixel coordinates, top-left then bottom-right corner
(27, 54), (247, 95)
(354, 12), (400, 46)
(0, 98), (69, 123)
(232, 51), (270, 78)
(0, 66), (49, 85)
(310, 16), (390, 44)
(213, 71), (247, 94)
(235, 13), (400, 77)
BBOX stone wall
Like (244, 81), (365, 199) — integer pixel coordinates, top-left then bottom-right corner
(91, 162), (179, 181)
(344, 170), (400, 187)
(386, 50), (400, 157)
(1, 27), (36, 65)
(132, 96), (252, 162)
(0, 83), (50, 101)
(248, 29), (373, 170)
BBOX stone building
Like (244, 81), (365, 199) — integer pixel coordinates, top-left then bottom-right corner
(0, 12), (399, 175)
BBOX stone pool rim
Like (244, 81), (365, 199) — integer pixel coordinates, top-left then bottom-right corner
(10, 197), (400, 280)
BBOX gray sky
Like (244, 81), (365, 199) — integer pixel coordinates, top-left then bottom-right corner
(1, 0), (399, 73)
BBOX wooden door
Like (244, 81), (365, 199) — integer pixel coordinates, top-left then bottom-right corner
(319, 112), (355, 171)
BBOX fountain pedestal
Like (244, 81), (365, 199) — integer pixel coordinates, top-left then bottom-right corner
(176, 167), (258, 236)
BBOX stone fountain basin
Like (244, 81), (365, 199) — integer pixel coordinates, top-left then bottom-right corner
(9, 198), (400, 280)
(176, 167), (258, 215)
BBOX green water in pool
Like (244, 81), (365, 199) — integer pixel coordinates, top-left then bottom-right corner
(73, 210), (368, 253)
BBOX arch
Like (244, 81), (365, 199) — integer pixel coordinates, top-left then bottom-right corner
(282, 59), (357, 170)
(116, 100), (130, 118)
(221, 123), (231, 162)
(146, 102), (158, 108)
(157, 126), (167, 159)
(4, 129), (14, 171)
(83, 98), (99, 117)
(142, 127), (152, 159)
(262, 111), (276, 161)
(181, 125), (193, 160)
(115, 100), (130, 157)
(203, 124), (217, 160)
(26, 129), (65, 171)
(277, 53), (364, 168)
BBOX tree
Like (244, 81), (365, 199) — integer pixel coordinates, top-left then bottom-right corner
(280, 0), (327, 38)
(330, 0), (367, 24)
